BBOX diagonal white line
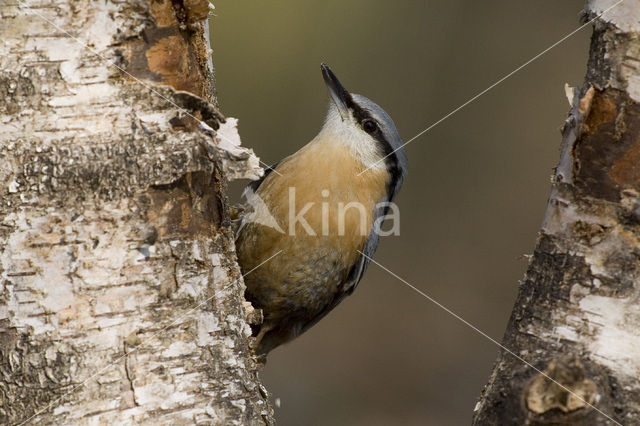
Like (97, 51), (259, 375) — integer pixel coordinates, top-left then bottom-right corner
(358, 250), (623, 426)
(14, 0), (282, 176)
(17, 250), (283, 426)
(358, 0), (625, 176)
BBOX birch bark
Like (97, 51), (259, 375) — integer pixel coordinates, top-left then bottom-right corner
(0, 0), (271, 424)
(474, 1), (640, 424)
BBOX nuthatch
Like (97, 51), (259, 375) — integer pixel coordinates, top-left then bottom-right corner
(236, 64), (408, 355)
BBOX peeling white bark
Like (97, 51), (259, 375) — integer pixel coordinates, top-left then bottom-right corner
(589, 0), (640, 33)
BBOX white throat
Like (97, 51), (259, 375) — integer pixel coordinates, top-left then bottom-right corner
(316, 103), (387, 171)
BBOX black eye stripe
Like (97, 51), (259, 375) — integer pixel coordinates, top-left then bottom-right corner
(350, 102), (389, 150)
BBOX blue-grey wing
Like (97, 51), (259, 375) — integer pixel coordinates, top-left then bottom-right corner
(340, 210), (382, 297)
(340, 167), (405, 299)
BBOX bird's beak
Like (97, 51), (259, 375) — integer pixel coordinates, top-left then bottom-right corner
(321, 63), (351, 121)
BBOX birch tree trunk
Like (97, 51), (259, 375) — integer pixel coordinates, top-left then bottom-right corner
(0, 0), (272, 424)
(474, 1), (640, 425)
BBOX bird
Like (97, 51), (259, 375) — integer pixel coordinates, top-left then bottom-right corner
(235, 63), (408, 356)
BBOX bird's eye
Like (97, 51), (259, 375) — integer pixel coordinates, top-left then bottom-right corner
(362, 119), (378, 134)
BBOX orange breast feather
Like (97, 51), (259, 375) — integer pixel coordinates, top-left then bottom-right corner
(237, 138), (389, 318)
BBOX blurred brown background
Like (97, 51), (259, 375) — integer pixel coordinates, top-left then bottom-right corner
(211, 1), (588, 424)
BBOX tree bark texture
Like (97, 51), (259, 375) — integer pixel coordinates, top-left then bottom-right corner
(474, 1), (640, 425)
(0, 0), (271, 424)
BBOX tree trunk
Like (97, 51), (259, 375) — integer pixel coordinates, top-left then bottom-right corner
(0, 0), (271, 424)
(474, 1), (640, 425)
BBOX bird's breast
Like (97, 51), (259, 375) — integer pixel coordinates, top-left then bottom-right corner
(258, 138), (388, 247)
(237, 138), (389, 316)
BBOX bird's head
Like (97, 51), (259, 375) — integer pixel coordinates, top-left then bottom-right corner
(319, 63), (407, 195)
